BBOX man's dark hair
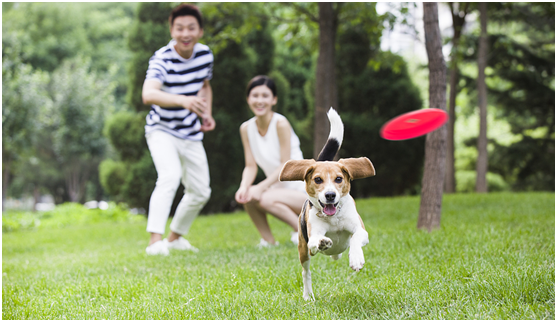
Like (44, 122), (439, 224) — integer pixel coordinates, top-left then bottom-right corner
(169, 4), (203, 28)
(246, 75), (277, 97)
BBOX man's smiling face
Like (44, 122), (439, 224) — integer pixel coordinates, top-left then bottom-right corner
(170, 15), (203, 59)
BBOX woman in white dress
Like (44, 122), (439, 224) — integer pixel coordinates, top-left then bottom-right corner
(235, 75), (307, 247)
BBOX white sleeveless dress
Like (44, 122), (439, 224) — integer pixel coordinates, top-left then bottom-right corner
(246, 113), (306, 192)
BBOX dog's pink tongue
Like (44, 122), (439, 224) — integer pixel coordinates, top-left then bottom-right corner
(323, 204), (337, 216)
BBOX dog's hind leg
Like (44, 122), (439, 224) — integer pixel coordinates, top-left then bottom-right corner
(299, 238), (314, 301)
(301, 259), (314, 301)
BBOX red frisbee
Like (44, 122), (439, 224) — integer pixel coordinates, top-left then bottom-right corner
(380, 109), (448, 140)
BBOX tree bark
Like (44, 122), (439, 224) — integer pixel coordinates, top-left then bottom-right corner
(418, 2), (447, 232)
(445, 2), (469, 193)
(476, 2), (489, 193)
(66, 161), (90, 203)
(33, 185), (40, 212)
(314, 2), (338, 159)
(2, 159), (10, 211)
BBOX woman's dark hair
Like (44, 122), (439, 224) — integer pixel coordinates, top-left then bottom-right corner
(169, 4), (203, 29)
(246, 75), (277, 97)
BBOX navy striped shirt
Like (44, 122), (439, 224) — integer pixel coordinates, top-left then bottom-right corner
(145, 40), (214, 141)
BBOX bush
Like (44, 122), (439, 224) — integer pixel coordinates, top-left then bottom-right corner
(103, 111), (148, 162)
(99, 159), (127, 198)
(2, 202), (144, 233)
(101, 110), (156, 210)
(120, 152), (157, 210)
(456, 170), (510, 193)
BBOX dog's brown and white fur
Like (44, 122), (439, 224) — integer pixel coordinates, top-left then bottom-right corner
(279, 108), (375, 301)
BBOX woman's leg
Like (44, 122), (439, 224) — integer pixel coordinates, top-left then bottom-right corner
(258, 189), (307, 231)
(244, 201), (276, 244)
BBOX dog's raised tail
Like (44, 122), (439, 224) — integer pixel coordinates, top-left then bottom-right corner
(317, 107), (344, 161)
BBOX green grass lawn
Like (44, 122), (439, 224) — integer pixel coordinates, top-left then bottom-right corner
(2, 192), (554, 319)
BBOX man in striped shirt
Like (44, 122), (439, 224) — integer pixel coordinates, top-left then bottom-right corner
(142, 4), (215, 255)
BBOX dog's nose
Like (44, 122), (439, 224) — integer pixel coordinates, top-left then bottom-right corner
(325, 192), (336, 202)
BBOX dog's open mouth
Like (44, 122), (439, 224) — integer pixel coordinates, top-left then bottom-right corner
(319, 201), (339, 216)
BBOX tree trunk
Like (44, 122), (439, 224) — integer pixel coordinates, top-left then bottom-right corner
(2, 159), (10, 211)
(314, 2), (338, 159)
(33, 185), (40, 212)
(476, 2), (489, 193)
(445, 67), (457, 193)
(66, 161), (90, 203)
(445, 2), (469, 193)
(418, 3), (447, 232)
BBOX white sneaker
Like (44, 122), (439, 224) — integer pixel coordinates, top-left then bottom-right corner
(146, 240), (169, 256)
(164, 237), (199, 252)
(258, 238), (279, 249)
(290, 231), (299, 245)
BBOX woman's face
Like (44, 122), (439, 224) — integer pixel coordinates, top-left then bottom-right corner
(247, 85), (277, 117)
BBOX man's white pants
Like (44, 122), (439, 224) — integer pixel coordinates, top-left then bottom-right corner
(145, 130), (211, 236)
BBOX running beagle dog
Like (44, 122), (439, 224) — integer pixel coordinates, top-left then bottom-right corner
(279, 108), (375, 301)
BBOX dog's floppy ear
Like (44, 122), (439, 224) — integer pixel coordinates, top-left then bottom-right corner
(338, 157), (376, 180)
(280, 159), (316, 181)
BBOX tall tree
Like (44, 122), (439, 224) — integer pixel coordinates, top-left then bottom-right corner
(48, 57), (113, 202)
(457, 3), (554, 192)
(1, 37), (50, 208)
(314, 2), (341, 158)
(445, 2), (470, 193)
(418, 3), (447, 232)
(475, 3), (489, 193)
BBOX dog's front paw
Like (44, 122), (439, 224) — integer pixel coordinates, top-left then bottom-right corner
(318, 237), (333, 251)
(349, 247), (365, 272)
(308, 237), (332, 255)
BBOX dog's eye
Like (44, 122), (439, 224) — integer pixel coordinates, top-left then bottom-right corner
(314, 177), (323, 184)
(335, 176), (343, 183)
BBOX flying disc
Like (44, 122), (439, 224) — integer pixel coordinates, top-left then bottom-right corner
(380, 109), (448, 141)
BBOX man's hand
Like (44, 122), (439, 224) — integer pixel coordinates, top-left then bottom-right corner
(182, 96), (207, 117)
(200, 115), (216, 132)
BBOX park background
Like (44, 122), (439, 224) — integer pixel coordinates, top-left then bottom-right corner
(2, 2), (555, 319)
(3, 2), (554, 213)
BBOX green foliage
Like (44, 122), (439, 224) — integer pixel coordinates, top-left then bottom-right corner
(99, 2), (170, 210)
(2, 50), (50, 164)
(2, 3), (90, 72)
(126, 2), (173, 111)
(2, 202), (142, 233)
(456, 170), (509, 193)
(2, 2), (134, 104)
(200, 2), (269, 55)
(460, 2), (555, 191)
(49, 57), (111, 160)
(120, 153), (157, 211)
(272, 36), (316, 159)
(44, 56), (114, 202)
(99, 151), (156, 211)
(203, 39), (257, 212)
(103, 111), (148, 162)
(2, 193), (554, 319)
(337, 27), (424, 196)
(2, 2), (136, 204)
(98, 159), (127, 199)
